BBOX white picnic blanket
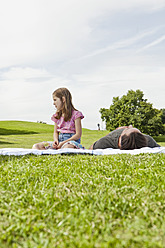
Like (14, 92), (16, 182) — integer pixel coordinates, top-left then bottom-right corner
(0, 147), (165, 156)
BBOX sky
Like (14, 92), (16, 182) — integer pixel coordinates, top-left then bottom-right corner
(0, 0), (165, 130)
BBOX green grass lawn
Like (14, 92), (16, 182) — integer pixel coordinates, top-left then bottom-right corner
(0, 121), (165, 247)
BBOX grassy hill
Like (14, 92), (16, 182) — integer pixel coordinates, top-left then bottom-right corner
(0, 120), (164, 148)
(0, 121), (109, 149)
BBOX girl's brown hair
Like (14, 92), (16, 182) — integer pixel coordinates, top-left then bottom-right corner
(53, 88), (77, 122)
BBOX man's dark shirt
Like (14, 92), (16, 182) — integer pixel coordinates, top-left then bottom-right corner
(93, 129), (160, 149)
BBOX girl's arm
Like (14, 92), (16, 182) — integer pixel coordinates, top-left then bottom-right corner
(53, 123), (59, 148)
(57, 117), (82, 149)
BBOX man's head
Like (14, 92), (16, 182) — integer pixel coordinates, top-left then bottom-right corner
(120, 127), (147, 150)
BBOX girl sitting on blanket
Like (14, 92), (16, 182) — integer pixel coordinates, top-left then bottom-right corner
(32, 88), (84, 150)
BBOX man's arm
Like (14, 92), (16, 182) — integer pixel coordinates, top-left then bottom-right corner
(145, 135), (160, 148)
(89, 144), (94, 150)
(116, 125), (133, 130)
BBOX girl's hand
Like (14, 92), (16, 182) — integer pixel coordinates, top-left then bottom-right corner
(57, 142), (64, 149)
(53, 140), (59, 149)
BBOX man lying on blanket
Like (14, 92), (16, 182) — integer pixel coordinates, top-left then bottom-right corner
(89, 125), (160, 150)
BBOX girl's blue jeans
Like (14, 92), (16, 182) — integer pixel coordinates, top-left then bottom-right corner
(59, 133), (81, 144)
(43, 133), (83, 149)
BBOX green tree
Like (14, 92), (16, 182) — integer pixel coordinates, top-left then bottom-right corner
(100, 89), (164, 136)
(161, 108), (165, 124)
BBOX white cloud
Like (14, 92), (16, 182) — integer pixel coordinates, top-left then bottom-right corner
(2, 67), (51, 81)
(137, 35), (165, 52)
(73, 27), (161, 61)
(0, 0), (165, 129)
(0, 0), (165, 68)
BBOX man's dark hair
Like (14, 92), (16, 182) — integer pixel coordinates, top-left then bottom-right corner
(121, 132), (147, 150)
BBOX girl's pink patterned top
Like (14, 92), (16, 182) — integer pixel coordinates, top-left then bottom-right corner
(51, 110), (84, 133)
